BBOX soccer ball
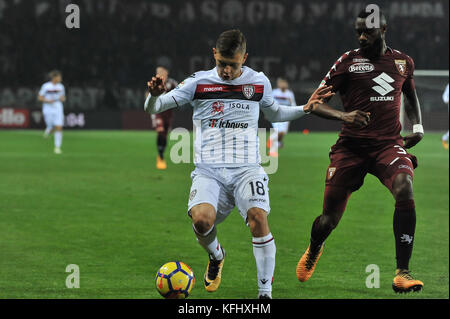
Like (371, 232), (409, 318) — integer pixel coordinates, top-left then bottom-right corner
(155, 261), (195, 299)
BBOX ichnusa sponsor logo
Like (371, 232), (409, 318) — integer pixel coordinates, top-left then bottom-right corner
(209, 119), (249, 129)
(348, 62), (374, 73)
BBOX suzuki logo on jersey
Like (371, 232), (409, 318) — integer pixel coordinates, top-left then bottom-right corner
(370, 72), (395, 101)
(211, 101), (225, 115)
(242, 85), (255, 99)
(372, 72), (394, 95)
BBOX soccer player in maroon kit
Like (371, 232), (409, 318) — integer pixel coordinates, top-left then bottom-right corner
(150, 66), (178, 170)
(297, 10), (424, 293)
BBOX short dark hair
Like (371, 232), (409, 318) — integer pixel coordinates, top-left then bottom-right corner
(48, 69), (61, 79)
(357, 8), (387, 26)
(215, 29), (246, 58)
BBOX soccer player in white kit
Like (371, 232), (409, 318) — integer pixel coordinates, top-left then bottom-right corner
(442, 83), (449, 149)
(145, 30), (333, 298)
(268, 78), (297, 157)
(38, 70), (66, 154)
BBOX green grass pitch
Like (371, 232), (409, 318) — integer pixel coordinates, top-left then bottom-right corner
(0, 130), (448, 299)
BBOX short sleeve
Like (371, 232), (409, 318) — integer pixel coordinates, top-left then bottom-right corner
(259, 74), (275, 108)
(38, 84), (46, 96)
(402, 56), (416, 92)
(319, 52), (351, 93)
(290, 90), (297, 106)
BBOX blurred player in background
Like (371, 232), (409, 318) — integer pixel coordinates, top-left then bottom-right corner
(145, 29), (332, 298)
(296, 10), (425, 293)
(267, 78), (297, 157)
(441, 83), (449, 149)
(38, 70), (66, 154)
(148, 66), (178, 169)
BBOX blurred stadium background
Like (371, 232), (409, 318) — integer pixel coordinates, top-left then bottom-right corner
(0, 0), (448, 300)
(0, 0), (448, 131)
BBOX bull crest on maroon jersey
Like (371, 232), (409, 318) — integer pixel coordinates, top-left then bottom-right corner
(327, 167), (336, 180)
(242, 85), (255, 99)
(394, 59), (407, 76)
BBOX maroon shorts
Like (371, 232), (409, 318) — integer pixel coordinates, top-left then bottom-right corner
(152, 109), (173, 133)
(325, 137), (418, 193)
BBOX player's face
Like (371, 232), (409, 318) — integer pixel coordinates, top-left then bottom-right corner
(213, 48), (248, 81)
(355, 18), (384, 54)
(277, 80), (288, 91)
(52, 75), (62, 83)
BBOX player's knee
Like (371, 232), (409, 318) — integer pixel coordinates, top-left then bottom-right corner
(190, 204), (215, 233)
(320, 214), (340, 231)
(392, 174), (413, 201)
(247, 208), (267, 228)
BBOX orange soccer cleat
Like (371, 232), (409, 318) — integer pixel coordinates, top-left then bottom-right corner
(392, 269), (424, 293)
(296, 244), (324, 282)
(442, 140), (449, 150)
(204, 248), (225, 292)
(156, 156), (167, 170)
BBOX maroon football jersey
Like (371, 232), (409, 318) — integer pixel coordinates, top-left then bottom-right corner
(321, 47), (415, 141)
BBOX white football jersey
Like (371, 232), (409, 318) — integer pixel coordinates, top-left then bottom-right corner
(272, 88), (296, 107)
(39, 81), (65, 110)
(443, 84), (449, 104)
(167, 66), (275, 168)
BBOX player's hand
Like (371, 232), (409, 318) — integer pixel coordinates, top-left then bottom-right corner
(304, 85), (335, 112)
(147, 74), (166, 96)
(341, 110), (371, 128)
(402, 132), (423, 149)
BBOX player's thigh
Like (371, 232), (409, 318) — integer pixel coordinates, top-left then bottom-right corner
(325, 147), (368, 192)
(233, 166), (270, 225)
(43, 109), (55, 127)
(371, 143), (417, 193)
(187, 169), (234, 226)
(53, 109), (64, 128)
(271, 122), (288, 134)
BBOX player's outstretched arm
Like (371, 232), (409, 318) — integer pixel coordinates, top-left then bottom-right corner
(144, 74), (178, 114)
(401, 80), (423, 149)
(261, 85), (334, 122)
(307, 101), (371, 128)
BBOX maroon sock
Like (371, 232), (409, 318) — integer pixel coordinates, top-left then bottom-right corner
(393, 199), (416, 270)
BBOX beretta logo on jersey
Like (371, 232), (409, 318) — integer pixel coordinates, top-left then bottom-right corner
(242, 85), (255, 99)
(394, 59), (407, 75)
(211, 101), (225, 115)
(348, 63), (374, 73)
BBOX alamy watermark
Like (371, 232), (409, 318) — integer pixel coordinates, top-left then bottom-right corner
(169, 123), (279, 174)
(365, 4), (380, 28)
(65, 4), (80, 29)
(66, 264), (80, 288)
(365, 264), (380, 288)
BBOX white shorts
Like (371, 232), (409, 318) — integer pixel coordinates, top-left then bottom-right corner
(187, 165), (270, 225)
(271, 121), (289, 134)
(43, 106), (64, 127)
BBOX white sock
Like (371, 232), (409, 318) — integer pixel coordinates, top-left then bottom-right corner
(54, 131), (63, 148)
(45, 126), (52, 135)
(443, 131), (449, 142)
(253, 232), (276, 297)
(193, 225), (224, 260)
